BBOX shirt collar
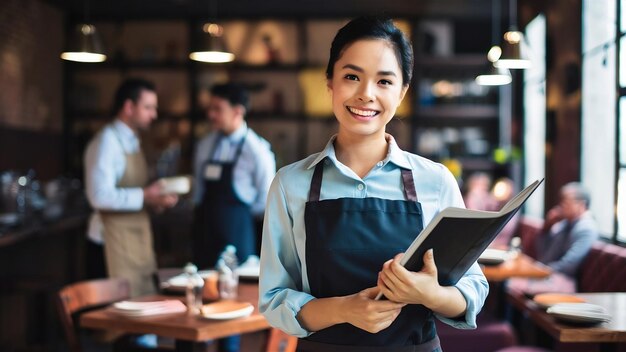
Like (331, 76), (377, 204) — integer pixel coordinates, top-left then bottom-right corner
(113, 119), (140, 148)
(306, 134), (412, 170)
(223, 122), (248, 143)
(386, 134), (412, 169)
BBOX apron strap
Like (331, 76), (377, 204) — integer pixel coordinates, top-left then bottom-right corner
(309, 160), (419, 203)
(401, 168), (418, 202)
(232, 129), (248, 161)
(208, 134), (224, 162)
(308, 159), (325, 202)
(208, 129), (248, 163)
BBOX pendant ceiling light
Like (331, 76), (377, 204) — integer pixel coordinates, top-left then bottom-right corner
(476, 48), (513, 86)
(60, 1), (106, 63)
(189, 0), (235, 63)
(476, 0), (511, 86)
(494, 0), (531, 69)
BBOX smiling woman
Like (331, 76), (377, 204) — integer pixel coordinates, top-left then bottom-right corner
(258, 16), (488, 351)
(329, 39), (408, 154)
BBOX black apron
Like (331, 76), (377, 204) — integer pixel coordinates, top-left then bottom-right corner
(300, 159), (440, 351)
(193, 132), (255, 268)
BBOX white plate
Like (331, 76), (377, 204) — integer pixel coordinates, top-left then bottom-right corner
(547, 311), (611, 324)
(200, 301), (254, 320)
(547, 303), (611, 324)
(549, 303), (607, 314)
(110, 300), (187, 317)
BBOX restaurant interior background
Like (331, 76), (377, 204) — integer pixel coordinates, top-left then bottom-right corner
(0, 0), (624, 350)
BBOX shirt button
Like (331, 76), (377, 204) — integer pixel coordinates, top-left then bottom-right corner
(357, 184), (364, 191)
(376, 161), (384, 167)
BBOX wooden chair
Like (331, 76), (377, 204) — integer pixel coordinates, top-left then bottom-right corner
(264, 328), (297, 352)
(56, 277), (131, 352)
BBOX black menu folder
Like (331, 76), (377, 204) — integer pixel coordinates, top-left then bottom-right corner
(375, 178), (544, 300)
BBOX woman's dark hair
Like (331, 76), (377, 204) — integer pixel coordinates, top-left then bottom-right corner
(112, 78), (156, 115)
(211, 83), (250, 112)
(325, 16), (414, 86)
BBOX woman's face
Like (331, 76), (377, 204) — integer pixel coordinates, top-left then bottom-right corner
(328, 39), (408, 139)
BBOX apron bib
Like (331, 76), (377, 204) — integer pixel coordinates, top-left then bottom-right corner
(193, 132), (255, 268)
(100, 142), (156, 297)
(301, 159), (440, 351)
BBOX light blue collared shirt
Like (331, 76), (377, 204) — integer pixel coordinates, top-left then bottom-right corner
(259, 135), (489, 338)
(192, 122), (276, 216)
(84, 119), (145, 243)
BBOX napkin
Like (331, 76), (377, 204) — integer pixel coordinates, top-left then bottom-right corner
(111, 300), (187, 317)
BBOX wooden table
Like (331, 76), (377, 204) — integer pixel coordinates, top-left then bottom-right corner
(80, 282), (270, 351)
(520, 292), (626, 352)
(481, 252), (552, 282)
(481, 252), (552, 319)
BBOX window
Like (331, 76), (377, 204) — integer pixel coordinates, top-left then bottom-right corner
(523, 14), (547, 219)
(582, 0), (619, 240)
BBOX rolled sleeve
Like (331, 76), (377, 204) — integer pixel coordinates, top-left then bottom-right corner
(260, 288), (316, 338)
(259, 174), (315, 337)
(435, 262), (489, 329)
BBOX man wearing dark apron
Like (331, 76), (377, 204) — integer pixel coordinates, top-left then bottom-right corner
(297, 159), (440, 351)
(192, 83), (275, 352)
(194, 132), (254, 268)
(192, 83), (275, 269)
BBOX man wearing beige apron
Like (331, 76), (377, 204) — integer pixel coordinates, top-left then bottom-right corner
(85, 78), (178, 297)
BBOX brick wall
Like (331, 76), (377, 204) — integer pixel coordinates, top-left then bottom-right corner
(0, 0), (64, 179)
(0, 0), (63, 131)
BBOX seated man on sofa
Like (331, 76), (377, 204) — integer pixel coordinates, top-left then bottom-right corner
(509, 182), (599, 295)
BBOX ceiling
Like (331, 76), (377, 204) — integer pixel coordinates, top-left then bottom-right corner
(47, 0), (496, 21)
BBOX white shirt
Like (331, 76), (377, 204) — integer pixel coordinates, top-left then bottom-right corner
(192, 122), (276, 216)
(84, 120), (145, 244)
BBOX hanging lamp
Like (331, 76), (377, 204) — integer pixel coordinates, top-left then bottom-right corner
(189, 0), (235, 63)
(60, 1), (106, 63)
(476, 0), (512, 86)
(189, 23), (235, 63)
(494, 0), (531, 69)
(476, 47), (512, 85)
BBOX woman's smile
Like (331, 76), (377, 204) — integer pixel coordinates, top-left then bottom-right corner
(347, 106), (380, 121)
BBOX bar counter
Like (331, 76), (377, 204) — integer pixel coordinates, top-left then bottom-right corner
(0, 206), (90, 350)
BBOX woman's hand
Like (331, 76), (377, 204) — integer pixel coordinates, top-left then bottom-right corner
(339, 287), (406, 333)
(297, 287), (406, 334)
(377, 249), (442, 307)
